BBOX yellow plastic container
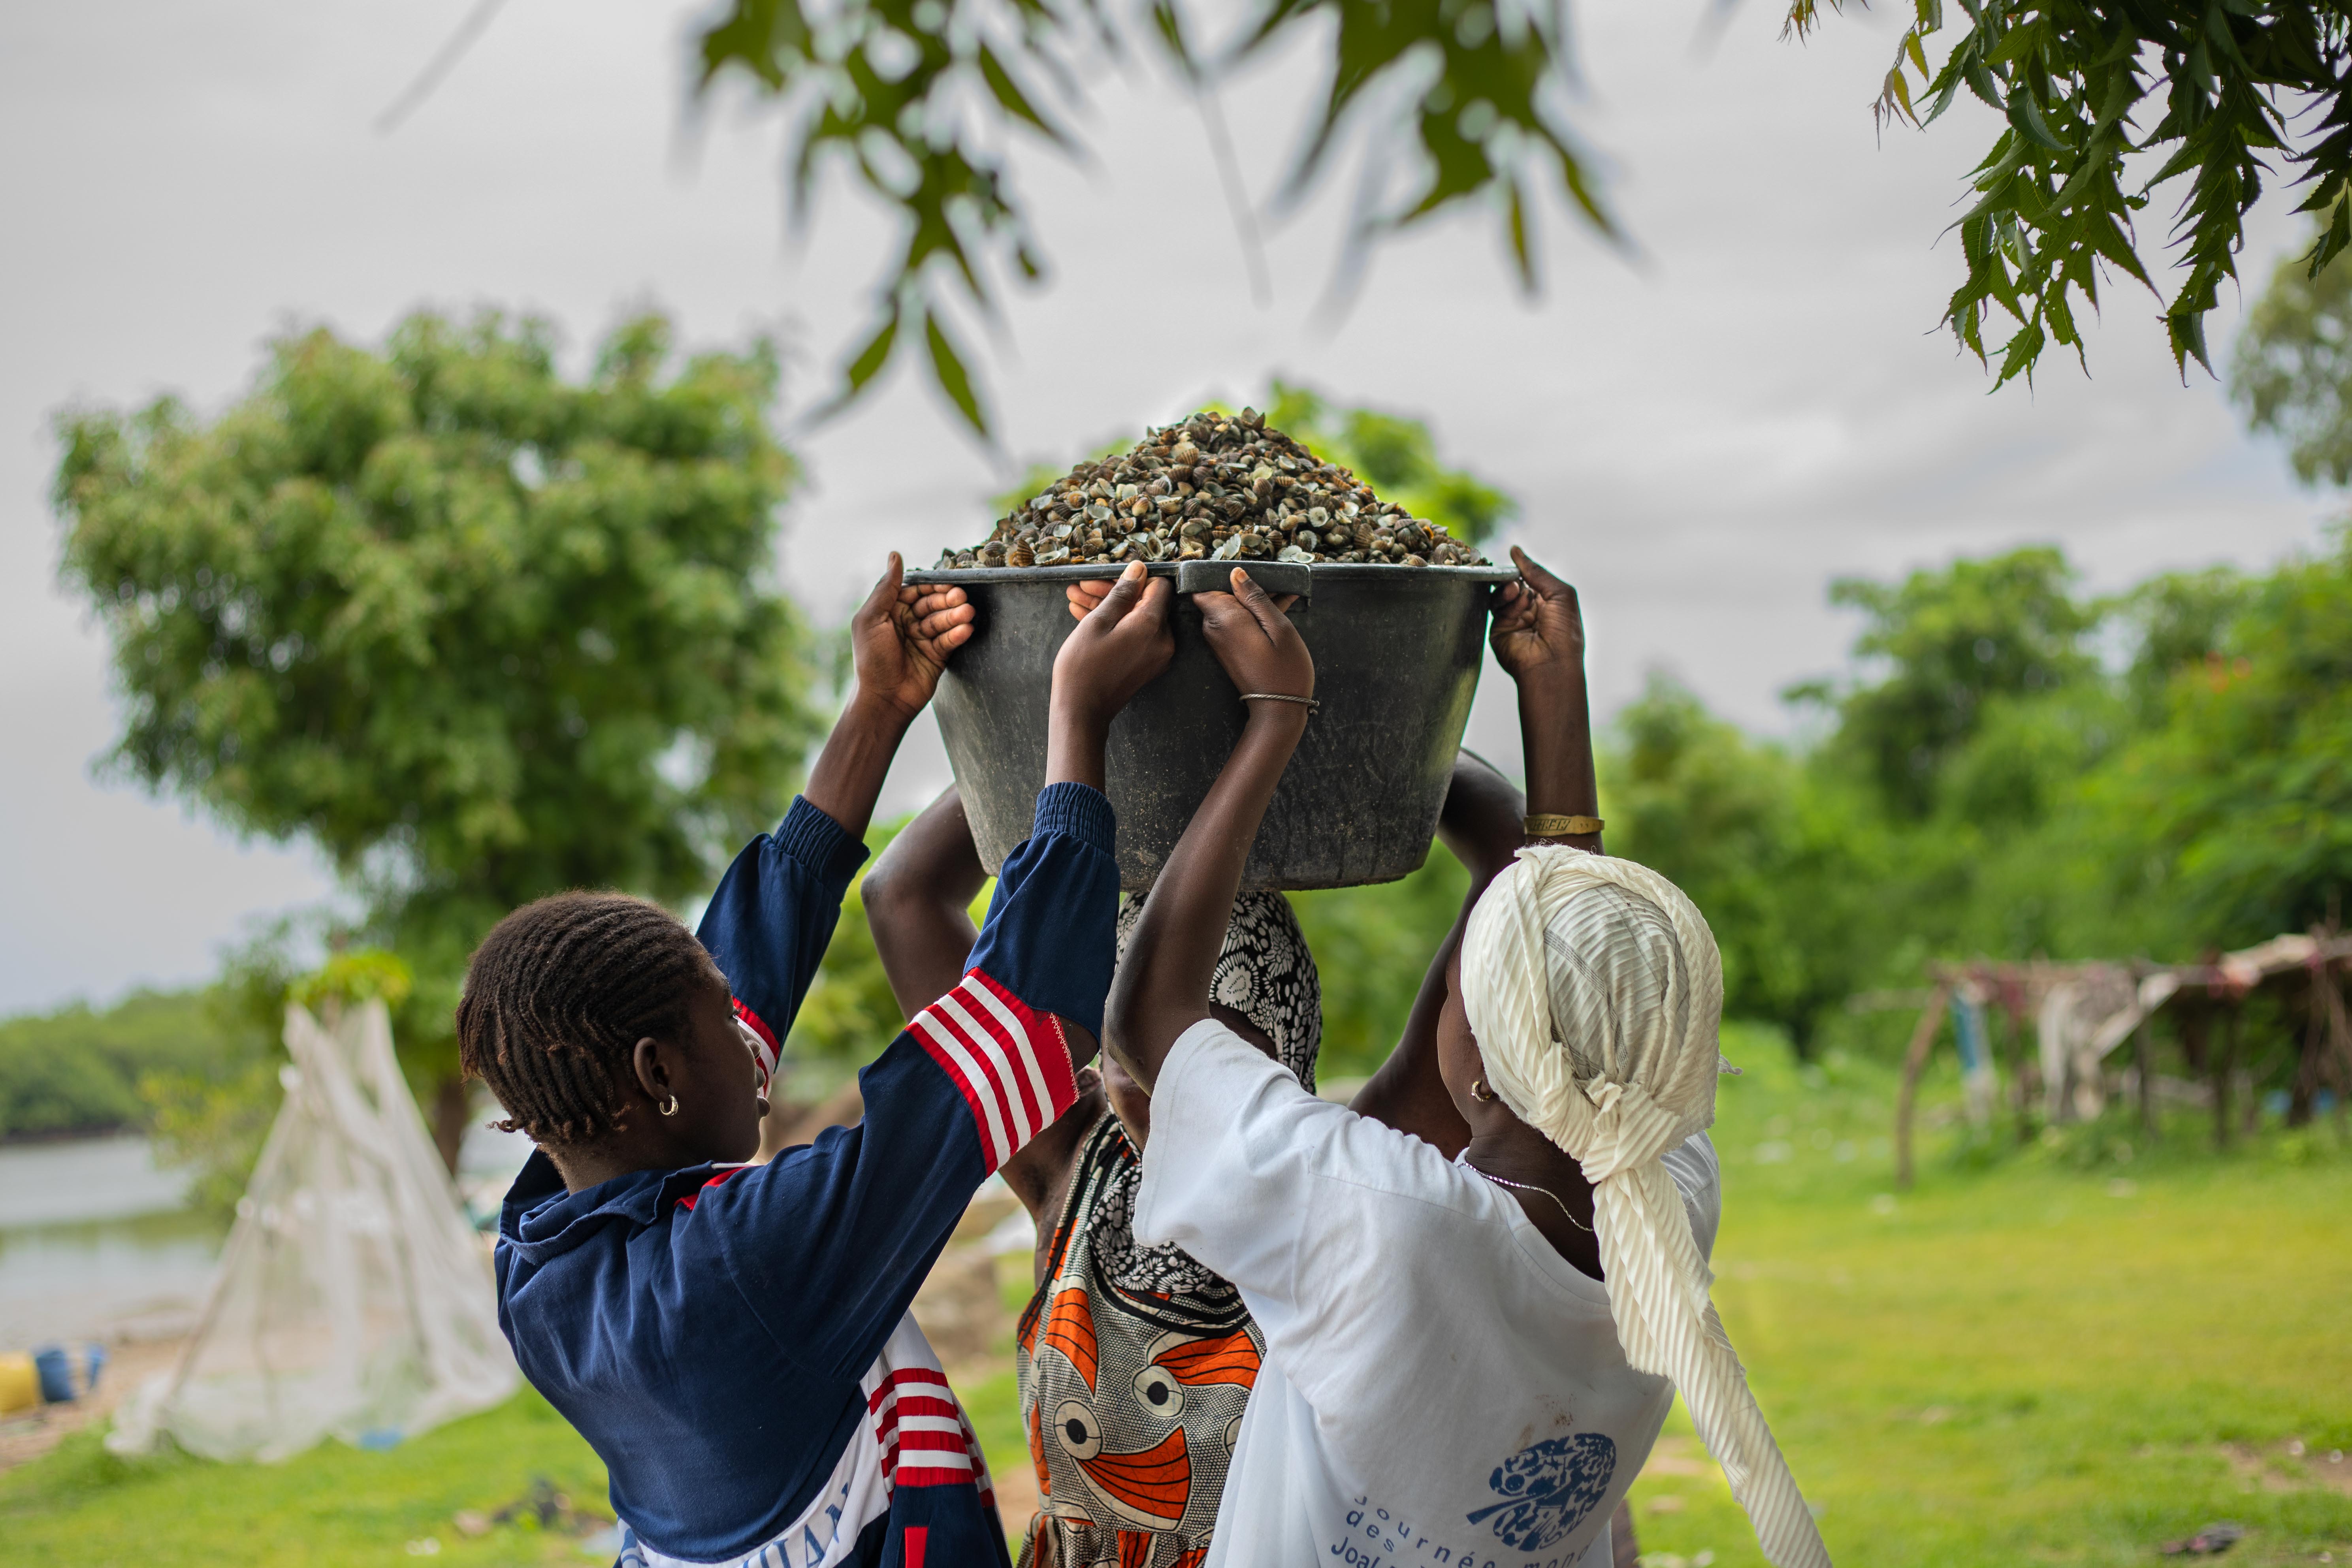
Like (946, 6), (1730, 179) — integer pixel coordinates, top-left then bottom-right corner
(0, 1353), (38, 1417)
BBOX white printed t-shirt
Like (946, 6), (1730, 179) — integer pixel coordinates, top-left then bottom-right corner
(1132, 1019), (1722, 1568)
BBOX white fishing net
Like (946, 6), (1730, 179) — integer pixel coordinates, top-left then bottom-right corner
(109, 999), (516, 1462)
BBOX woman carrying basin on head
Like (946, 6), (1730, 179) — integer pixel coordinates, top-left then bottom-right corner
(1104, 550), (1832, 1568)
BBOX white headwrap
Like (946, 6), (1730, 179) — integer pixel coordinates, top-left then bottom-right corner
(1461, 845), (1831, 1568)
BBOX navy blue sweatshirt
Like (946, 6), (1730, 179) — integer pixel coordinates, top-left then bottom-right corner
(495, 783), (1119, 1568)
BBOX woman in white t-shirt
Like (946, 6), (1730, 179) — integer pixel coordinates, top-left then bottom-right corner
(1104, 552), (1831, 1568)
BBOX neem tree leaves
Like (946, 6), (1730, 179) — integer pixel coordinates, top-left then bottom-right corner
(1797, 0), (2352, 387)
(695, 0), (1600, 437)
(701, 0), (2352, 424)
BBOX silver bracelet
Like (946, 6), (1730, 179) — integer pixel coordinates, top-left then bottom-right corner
(1239, 691), (1320, 713)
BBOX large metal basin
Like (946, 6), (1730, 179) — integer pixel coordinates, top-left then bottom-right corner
(904, 561), (1515, 890)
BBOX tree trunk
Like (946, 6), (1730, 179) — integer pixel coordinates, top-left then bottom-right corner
(2213, 1005), (2239, 1152)
(2134, 1016), (2158, 1142)
(2179, 1005), (2209, 1078)
(2003, 999), (2035, 1146)
(431, 1072), (471, 1177)
(2289, 971), (2326, 1128)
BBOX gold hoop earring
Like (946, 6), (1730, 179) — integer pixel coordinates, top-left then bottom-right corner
(659, 1094), (680, 1117)
(1471, 1078), (1496, 1103)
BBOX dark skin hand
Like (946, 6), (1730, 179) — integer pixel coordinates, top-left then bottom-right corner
(846, 561), (1174, 1221)
(1103, 569), (1314, 1092)
(802, 553), (976, 840)
(542, 552), (981, 1195)
(1045, 561), (1178, 794)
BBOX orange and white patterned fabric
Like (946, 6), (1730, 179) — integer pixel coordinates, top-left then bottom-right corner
(1013, 1114), (1264, 1568)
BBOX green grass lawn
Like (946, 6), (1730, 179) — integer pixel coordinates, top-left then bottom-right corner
(0, 1387), (607, 1566)
(1630, 1037), (2352, 1568)
(5, 1030), (2346, 1567)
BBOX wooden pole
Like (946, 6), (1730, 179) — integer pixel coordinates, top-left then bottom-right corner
(2215, 1002), (2241, 1152)
(2325, 955), (2352, 1137)
(2292, 961), (2326, 1128)
(2006, 980), (2035, 1146)
(2132, 962), (2158, 1143)
(1894, 984), (1951, 1191)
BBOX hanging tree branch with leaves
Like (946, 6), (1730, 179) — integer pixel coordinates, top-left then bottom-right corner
(696, 0), (1608, 437)
(1793, 0), (2352, 386)
(693, 0), (2352, 429)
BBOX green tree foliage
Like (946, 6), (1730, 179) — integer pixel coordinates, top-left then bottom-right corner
(2115, 565), (2251, 723)
(1603, 678), (1883, 1052)
(2235, 233), (2352, 486)
(694, 0), (1606, 436)
(689, 0), (2348, 420)
(1807, 547), (2096, 819)
(2113, 540), (2352, 940)
(51, 311), (823, 1160)
(1804, 0), (2352, 386)
(0, 990), (250, 1140)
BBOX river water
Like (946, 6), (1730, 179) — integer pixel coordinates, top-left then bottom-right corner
(0, 1135), (219, 1347)
(0, 1121), (533, 1351)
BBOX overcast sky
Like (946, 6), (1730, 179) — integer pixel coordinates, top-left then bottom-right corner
(0, 0), (2335, 1017)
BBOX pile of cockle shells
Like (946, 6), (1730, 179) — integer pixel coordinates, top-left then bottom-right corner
(933, 407), (1490, 571)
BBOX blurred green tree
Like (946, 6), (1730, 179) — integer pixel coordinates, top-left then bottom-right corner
(0, 989), (245, 1140)
(1603, 676), (1882, 1055)
(2115, 567), (2252, 726)
(2115, 534), (2352, 942)
(2235, 223), (2352, 488)
(1802, 547), (2097, 819)
(52, 310), (822, 1169)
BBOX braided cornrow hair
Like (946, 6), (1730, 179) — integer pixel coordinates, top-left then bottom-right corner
(456, 891), (726, 1147)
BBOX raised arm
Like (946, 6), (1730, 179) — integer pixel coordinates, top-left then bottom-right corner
(863, 785), (1108, 1224)
(1348, 546), (1598, 1154)
(699, 554), (972, 1069)
(938, 559), (1174, 1072)
(1347, 753), (1523, 1149)
(1104, 570), (1313, 1091)
(1497, 546), (1603, 857)
(863, 786), (987, 1021)
(803, 553), (976, 840)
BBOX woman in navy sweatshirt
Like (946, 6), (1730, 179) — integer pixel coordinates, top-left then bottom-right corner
(459, 557), (1176, 1568)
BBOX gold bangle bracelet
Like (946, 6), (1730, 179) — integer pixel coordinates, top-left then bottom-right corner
(1524, 813), (1603, 837)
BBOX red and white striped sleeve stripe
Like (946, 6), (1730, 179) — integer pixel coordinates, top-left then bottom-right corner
(869, 1369), (983, 1490)
(907, 969), (1079, 1174)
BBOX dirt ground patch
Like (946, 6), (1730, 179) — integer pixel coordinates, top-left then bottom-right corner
(0, 1331), (187, 1476)
(2221, 1440), (2352, 1499)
